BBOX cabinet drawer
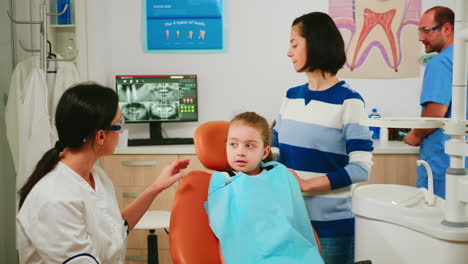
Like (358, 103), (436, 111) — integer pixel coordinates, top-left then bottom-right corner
(365, 154), (418, 186)
(100, 155), (178, 187)
(114, 185), (177, 211)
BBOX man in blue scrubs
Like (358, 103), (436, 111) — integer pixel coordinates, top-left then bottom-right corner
(405, 6), (454, 198)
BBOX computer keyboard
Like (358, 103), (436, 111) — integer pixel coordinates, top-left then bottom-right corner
(161, 137), (194, 145)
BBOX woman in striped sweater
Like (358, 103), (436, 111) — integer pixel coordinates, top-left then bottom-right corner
(273, 12), (374, 264)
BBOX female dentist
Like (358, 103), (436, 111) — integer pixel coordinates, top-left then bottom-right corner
(16, 83), (190, 264)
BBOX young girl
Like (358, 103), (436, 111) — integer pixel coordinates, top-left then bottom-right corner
(205, 112), (323, 264)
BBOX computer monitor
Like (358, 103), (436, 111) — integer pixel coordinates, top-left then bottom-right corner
(115, 75), (198, 145)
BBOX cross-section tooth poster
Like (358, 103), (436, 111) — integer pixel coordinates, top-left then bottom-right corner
(330, 0), (421, 78)
(145, 0), (224, 51)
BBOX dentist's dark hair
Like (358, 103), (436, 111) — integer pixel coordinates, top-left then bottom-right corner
(292, 12), (346, 76)
(18, 83), (118, 209)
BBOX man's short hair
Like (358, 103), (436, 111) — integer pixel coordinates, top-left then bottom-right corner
(425, 6), (454, 26)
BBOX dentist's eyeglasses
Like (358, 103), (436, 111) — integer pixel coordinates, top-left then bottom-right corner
(418, 23), (444, 35)
(108, 117), (125, 133)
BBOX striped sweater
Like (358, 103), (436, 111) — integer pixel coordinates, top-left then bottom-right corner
(272, 80), (373, 237)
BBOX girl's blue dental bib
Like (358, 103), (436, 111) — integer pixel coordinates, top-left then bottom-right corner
(205, 161), (323, 264)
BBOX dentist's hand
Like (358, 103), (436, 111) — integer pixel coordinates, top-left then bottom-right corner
(152, 159), (190, 192)
(122, 158), (190, 230)
(404, 130), (422, 146)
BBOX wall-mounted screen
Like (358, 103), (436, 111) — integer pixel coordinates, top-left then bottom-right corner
(115, 75), (197, 145)
(116, 75), (198, 122)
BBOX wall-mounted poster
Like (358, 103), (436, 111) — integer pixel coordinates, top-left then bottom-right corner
(144, 0), (224, 52)
(330, 0), (421, 78)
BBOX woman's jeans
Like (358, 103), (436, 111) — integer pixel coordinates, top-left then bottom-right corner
(319, 235), (355, 264)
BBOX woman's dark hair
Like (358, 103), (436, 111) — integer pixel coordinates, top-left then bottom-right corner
(229, 112), (274, 162)
(18, 82), (118, 208)
(292, 12), (346, 75)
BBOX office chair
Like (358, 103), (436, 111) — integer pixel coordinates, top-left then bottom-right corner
(169, 121), (325, 264)
(169, 121), (229, 264)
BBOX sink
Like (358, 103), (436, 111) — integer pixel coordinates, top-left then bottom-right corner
(353, 184), (443, 217)
(353, 184), (468, 264)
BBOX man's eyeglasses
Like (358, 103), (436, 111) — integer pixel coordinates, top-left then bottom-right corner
(108, 117), (125, 133)
(418, 23), (444, 35)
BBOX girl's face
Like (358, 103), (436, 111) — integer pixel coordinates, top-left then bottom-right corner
(288, 25), (308, 72)
(226, 122), (271, 176)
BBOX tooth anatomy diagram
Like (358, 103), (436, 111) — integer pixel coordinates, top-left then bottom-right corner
(351, 9), (398, 71)
(330, 0), (421, 78)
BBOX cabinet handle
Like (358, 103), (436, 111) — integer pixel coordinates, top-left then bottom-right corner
(121, 160), (157, 166)
(122, 192), (139, 198)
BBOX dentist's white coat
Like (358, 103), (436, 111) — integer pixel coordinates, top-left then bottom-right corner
(17, 162), (127, 264)
(48, 58), (81, 140)
(5, 56), (40, 179)
(19, 69), (54, 188)
(5, 56), (80, 191)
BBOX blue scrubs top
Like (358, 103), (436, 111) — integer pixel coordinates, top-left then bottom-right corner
(418, 45), (453, 198)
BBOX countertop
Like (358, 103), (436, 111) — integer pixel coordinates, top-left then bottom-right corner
(114, 140), (419, 155)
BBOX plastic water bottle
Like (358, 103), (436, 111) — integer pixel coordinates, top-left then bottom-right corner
(368, 108), (381, 139)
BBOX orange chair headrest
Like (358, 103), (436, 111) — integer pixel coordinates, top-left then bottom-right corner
(194, 121), (230, 171)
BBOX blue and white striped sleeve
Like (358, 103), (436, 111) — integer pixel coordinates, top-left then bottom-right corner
(327, 96), (374, 189)
(272, 96), (287, 148)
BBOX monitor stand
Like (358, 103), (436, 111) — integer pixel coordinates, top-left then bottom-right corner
(128, 123), (194, 146)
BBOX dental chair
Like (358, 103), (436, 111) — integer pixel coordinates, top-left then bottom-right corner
(169, 121), (229, 264)
(168, 121), (325, 264)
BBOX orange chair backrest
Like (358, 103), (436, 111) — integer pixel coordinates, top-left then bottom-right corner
(194, 121), (230, 171)
(169, 121), (230, 264)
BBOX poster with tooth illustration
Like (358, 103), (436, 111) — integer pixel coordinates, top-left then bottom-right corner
(330, 0), (421, 78)
(145, 0), (223, 51)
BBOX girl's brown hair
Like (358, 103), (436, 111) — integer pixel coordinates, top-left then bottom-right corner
(229, 112), (274, 162)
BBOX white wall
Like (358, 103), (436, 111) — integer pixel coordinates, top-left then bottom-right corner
(86, 0), (455, 138)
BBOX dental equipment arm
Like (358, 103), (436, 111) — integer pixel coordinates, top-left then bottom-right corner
(405, 103), (449, 146)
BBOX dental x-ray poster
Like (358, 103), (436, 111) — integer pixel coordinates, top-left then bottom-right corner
(145, 0), (224, 51)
